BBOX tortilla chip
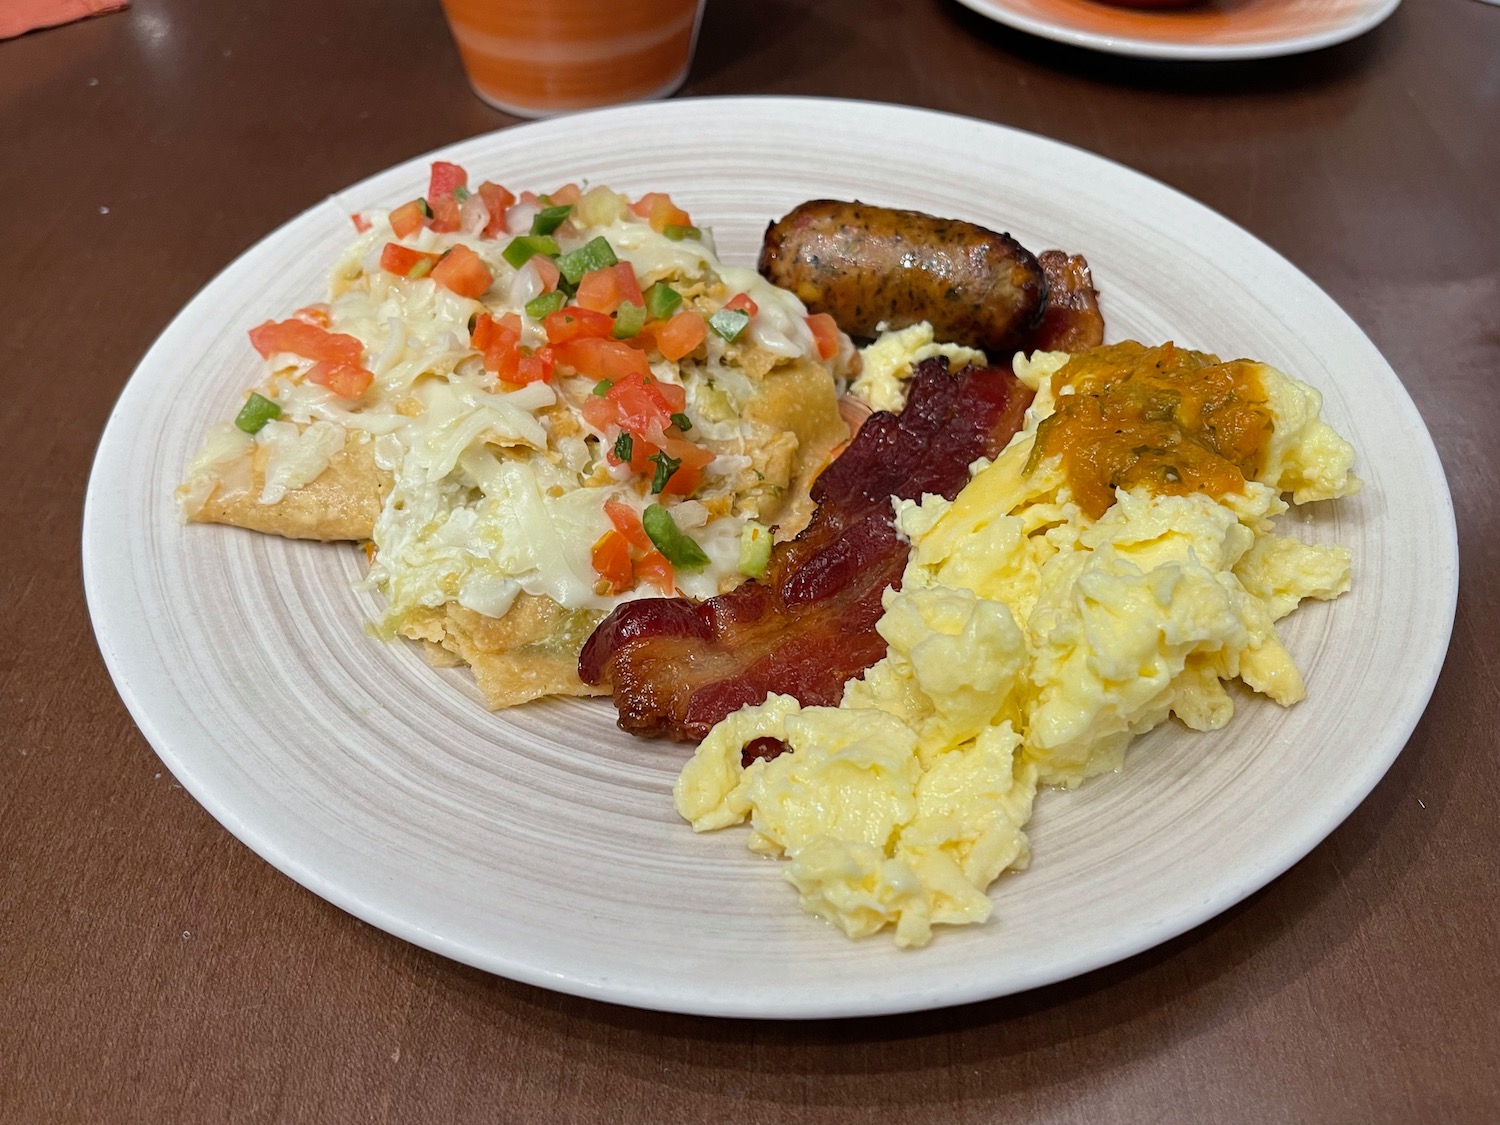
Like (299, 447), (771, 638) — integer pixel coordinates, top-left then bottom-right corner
(192, 430), (390, 542)
(743, 356), (849, 537)
(400, 594), (607, 709)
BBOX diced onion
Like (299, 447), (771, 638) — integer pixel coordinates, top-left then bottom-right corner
(672, 500), (709, 529)
(460, 193), (491, 237)
(507, 259), (545, 309)
(505, 201), (540, 237)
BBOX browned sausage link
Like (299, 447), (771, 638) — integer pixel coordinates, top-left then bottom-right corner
(1030, 250), (1105, 353)
(758, 200), (1048, 353)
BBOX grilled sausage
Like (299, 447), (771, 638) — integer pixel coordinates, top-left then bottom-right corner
(758, 200), (1048, 353)
(1031, 250), (1104, 353)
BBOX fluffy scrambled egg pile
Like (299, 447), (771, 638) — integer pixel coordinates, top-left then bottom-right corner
(675, 337), (1360, 947)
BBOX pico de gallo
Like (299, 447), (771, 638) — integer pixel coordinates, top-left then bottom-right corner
(190, 158), (855, 676)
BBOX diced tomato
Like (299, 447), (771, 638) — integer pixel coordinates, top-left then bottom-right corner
(591, 529), (634, 593)
(654, 309), (707, 362)
(470, 312), (496, 351)
(605, 373), (673, 434)
(604, 499), (653, 551)
(511, 348), (555, 385)
(528, 255), (560, 293)
(634, 548), (674, 594)
(389, 199), (428, 239)
(292, 304), (331, 328)
(575, 262), (644, 315)
(629, 192), (692, 233)
(652, 434), (714, 496)
(430, 245), (493, 298)
(476, 181), (515, 238)
(549, 182), (581, 206)
(554, 336), (653, 382)
(648, 378), (686, 414)
(427, 161), (468, 205)
(805, 312), (840, 361)
(723, 292), (758, 317)
(351, 213), (372, 234)
(543, 307), (615, 345)
(248, 319), (364, 365)
(519, 190), (541, 205)
(428, 194), (461, 233)
(306, 360), (374, 400)
(475, 312), (524, 376)
(580, 394), (617, 433)
(379, 243), (441, 279)
(478, 312), (552, 386)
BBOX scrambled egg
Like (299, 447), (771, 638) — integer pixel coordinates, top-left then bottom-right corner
(850, 321), (987, 413)
(676, 336), (1360, 947)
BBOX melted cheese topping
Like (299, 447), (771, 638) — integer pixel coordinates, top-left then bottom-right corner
(189, 186), (854, 639)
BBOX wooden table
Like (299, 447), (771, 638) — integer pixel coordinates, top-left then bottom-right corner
(5, 0), (1497, 1120)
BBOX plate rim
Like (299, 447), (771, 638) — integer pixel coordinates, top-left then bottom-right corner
(83, 95), (1458, 1019)
(951, 0), (1403, 60)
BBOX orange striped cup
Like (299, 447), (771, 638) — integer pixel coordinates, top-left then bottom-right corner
(439, 0), (707, 118)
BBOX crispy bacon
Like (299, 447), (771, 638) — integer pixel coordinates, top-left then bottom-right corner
(578, 357), (1034, 741)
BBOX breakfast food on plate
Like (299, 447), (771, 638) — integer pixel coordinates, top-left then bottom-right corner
(672, 339), (1360, 947)
(579, 356), (1034, 739)
(177, 172), (1360, 951)
(584, 209), (1104, 739)
(585, 208), (1106, 738)
(177, 163), (856, 706)
(759, 199), (1051, 352)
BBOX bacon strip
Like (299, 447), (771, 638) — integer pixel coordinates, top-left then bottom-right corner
(578, 358), (1034, 741)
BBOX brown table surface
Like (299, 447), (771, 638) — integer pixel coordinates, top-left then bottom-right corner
(5, 0), (1498, 1120)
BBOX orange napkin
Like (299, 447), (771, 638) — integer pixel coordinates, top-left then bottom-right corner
(1, 0), (128, 40)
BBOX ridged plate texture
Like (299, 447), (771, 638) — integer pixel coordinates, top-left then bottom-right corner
(83, 98), (1456, 1019)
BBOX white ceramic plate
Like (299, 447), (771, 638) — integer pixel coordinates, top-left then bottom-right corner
(84, 97), (1455, 1019)
(953, 0), (1401, 60)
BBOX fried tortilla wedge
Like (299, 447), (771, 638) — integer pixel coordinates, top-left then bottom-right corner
(181, 342), (848, 709)
(741, 355), (849, 539)
(184, 426), (390, 542)
(401, 595), (608, 708)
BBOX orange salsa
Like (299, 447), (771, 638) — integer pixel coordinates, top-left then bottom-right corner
(1028, 341), (1275, 519)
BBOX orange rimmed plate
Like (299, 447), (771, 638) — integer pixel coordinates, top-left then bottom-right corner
(955, 0), (1401, 59)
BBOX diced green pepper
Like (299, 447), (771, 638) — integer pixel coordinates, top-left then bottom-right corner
(592, 379), (613, 397)
(530, 204), (573, 236)
(738, 521), (771, 579)
(612, 301), (646, 339)
(669, 412), (692, 432)
(556, 236), (618, 285)
(525, 290), (567, 319)
(234, 392), (281, 435)
(663, 224), (701, 242)
(643, 504), (710, 570)
(419, 199), (433, 219)
(709, 308), (750, 341)
(648, 450), (681, 494)
(501, 234), (560, 270)
(407, 257), (435, 280)
(644, 282), (681, 322)
(453, 185), (471, 202)
(613, 431), (634, 462)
